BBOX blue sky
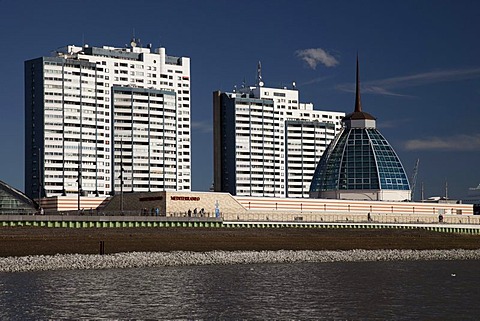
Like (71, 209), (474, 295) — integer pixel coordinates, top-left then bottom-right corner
(0, 0), (479, 200)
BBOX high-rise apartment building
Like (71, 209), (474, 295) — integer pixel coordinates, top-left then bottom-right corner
(213, 65), (344, 198)
(25, 40), (191, 198)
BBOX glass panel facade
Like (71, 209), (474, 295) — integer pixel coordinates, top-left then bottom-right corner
(340, 129), (380, 190)
(0, 181), (37, 214)
(310, 129), (347, 192)
(310, 128), (410, 193)
(367, 129), (410, 190)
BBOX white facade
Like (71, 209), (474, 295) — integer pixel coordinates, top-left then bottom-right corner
(214, 82), (344, 198)
(25, 40), (191, 198)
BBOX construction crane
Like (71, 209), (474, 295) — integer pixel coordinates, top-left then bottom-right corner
(410, 159), (420, 201)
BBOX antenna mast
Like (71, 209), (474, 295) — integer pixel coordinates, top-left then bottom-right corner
(410, 159), (419, 201)
(445, 180), (448, 199)
(421, 182), (425, 202)
(257, 61), (264, 86)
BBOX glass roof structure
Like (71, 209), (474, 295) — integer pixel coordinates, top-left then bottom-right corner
(309, 57), (411, 201)
(310, 127), (410, 193)
(0, 179), (38, 214)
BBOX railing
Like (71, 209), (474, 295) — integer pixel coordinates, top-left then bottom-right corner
(60, 209), (218, 218)
(2, 210), (479, 225)
(221, 211), (480, 225)
(1, 209), (219, 219)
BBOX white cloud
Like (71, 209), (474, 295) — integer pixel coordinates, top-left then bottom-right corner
(298, 76), (332, 86)
(362, 86), (413, 97)
(337, 83), (413, 97)
(337, 67), (480, 97)
(295, 48), (339, 70)
(191, 121), (212, 133)
(376, 118), (412, 129)
(367, 67), (480, 89)
(404, 134), (480, 151)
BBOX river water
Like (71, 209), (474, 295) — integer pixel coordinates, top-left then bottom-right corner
(1, 260), (479, 320)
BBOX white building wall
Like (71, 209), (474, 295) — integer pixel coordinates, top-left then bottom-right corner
(233, 97), (284, 197)
(42, 59), (110, 196)
(226, 84), (344, 198)
(35, 41), (191, 197)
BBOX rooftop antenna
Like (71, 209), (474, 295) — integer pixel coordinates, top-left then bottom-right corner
(257, 61), (264, 87)
(445, 180), (448, 199)
(130, 28), (137, 48)
(410, 159), (419, 201)
(354, 53), (362, 112)
(421, 182), (425, 202)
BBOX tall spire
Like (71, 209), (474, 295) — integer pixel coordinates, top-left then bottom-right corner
(342, 54), (376, 126)
(354, 54), (362, 113)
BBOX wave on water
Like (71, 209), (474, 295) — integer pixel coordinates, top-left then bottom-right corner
(1, 249), (480, 273)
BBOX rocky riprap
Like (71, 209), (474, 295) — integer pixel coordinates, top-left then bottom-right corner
(1, 249), (480, 273)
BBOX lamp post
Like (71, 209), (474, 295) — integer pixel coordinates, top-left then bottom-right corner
(120, 138), (124, 214)
(38, 148), (42, 199)
(77, 175), (82, 212)
(120, 164), (124, 214)
(77, 143), (82, 212)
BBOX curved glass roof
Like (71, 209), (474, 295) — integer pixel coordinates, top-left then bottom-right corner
(310, 57), (410, 198)
(310, 128), (410, 193)
(0, 180), (38, 214)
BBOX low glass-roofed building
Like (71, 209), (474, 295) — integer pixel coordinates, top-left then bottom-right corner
(0, 179), (38, 214)
(310, 59), (411, 201)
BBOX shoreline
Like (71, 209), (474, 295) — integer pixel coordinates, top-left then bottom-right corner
(0, 227), (480, 257)
(2, 226), (480, 272)
(1, 249), (480, 273)
(2, 226), (480, 257)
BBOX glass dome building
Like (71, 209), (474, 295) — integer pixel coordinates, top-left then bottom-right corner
(310, 59), (411, 201)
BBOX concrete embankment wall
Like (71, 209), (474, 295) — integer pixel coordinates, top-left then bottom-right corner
(1, 213), (480, 234)
(28, 192), (478, 234)
(0, 215), (223, 228)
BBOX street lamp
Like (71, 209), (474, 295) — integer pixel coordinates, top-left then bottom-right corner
(120, 138), (124, 214)
(120, 163), (124, 214)
(77, 143), (82, 212)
